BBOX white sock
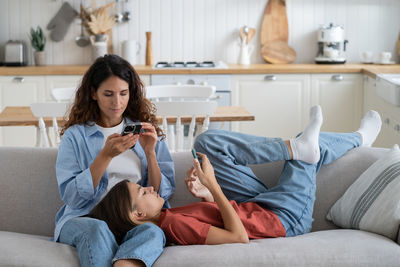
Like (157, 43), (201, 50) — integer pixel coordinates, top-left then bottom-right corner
(290, 105), (323, 164)
(357, 110), (382, 147)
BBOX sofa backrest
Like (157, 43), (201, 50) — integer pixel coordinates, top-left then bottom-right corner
(0, 146), (388, 237)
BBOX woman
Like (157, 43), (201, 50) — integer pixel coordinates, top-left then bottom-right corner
(55, 54), (175, 267)
(89, 107), (382, 245)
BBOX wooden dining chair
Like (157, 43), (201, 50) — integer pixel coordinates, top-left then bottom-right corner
(51, 87), (76, 103)
(154, 100), (218, 152)
(146, 84), (218, 152)
(145, 84), (216, 101)
(30, 102), (69, 147)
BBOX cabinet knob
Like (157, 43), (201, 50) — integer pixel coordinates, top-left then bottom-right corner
(384, 118), (390, 125)
(13, 77), (25, 83)
(394, 124), (400, 132)
(264, 75), (276, 81)
(331, 75), (344, 81)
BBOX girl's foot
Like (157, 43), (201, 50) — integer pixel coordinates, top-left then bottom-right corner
(289, 105), (323, 164)
(357, 110), (382, 147)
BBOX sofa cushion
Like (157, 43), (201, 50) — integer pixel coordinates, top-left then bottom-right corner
(327, 145), (400, 240)
(0, 231), (79, 267)
(154, 229), (400, 267)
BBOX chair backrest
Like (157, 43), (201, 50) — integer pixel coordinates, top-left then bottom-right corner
(146, 84), (216, 100)
(51, 87), (76, 103)
(30, 102), (69, 147)
(154, 100), (218, 152)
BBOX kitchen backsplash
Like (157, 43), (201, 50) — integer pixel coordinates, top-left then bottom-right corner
(0, 0), (399, 65)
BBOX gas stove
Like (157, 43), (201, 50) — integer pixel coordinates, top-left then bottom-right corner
(153, 60), (228, 69)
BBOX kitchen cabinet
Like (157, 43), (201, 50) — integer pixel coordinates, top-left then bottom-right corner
(363, 75), (400, 148)
(231, 74), (310, 139)
(0, 76), (45, 146)
(311, 74), (363, 133)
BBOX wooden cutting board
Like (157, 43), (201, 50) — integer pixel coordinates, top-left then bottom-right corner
(261, 40), (296, 64)
(260, 0), (289, 46)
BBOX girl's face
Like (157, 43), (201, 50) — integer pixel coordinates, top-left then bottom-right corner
(92, 75), (130, 127)
(128, 182), (165, 222)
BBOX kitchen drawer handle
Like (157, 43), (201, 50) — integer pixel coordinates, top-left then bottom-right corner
(13, 77), (25, 83)
(264, 75), (276, 81)
(331, 75), (343, 81)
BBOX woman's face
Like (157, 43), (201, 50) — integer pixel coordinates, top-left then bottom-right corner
(128, 182), (165, 222)
(92, 75), (130, 127)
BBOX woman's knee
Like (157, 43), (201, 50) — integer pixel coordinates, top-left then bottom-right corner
(123, 223), (165, 245)
(194, 129), (220, 152)
(62, 217), (115, 244)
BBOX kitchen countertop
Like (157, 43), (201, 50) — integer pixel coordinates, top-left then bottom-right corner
(0, 64), (400, 77)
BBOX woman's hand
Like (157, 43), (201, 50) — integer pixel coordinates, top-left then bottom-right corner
(192, 152), (218, 190)
(185, 166), (214, 202)
(139, 122), (158, 155)
(102, 133), (138, 159)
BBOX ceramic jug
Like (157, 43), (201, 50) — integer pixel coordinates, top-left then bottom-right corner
(122, 40), (141, 65)
(90, 34), (109, 61)
(238, 40), (254, 65)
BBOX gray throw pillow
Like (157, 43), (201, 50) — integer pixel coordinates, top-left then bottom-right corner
(327, 144), (400, 240)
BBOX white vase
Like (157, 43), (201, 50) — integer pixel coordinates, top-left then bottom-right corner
(34, 51), (46, 66)
(90, 35), (109, 61)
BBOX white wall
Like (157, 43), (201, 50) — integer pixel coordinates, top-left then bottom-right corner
(0, 0), (399, 65)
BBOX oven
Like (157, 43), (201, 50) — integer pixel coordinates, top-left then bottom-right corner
(150, 74), (231, 131)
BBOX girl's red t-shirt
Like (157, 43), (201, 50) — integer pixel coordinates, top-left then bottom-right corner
(158, 200), (286, 245)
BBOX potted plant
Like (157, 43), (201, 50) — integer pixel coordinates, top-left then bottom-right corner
(29, 26), (46, 66)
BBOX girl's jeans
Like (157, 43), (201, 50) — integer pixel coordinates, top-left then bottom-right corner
(194, 129), (361, 237)
(59, 218), (165, 267)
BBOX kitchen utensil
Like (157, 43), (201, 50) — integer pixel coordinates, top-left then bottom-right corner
(260, 0), (288, 46)
(239, 27), (246, 43)
(261, 40), (296, 64)
(4, 40), (27, 66)
(75, 18), (90, 47)
(246, 28), (256, 44)
(315, 23), (348, 64)
(145, 31), (153, 66)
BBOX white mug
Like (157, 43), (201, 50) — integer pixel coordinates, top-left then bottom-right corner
(361, 51), (373, 63)
(122, 40), (141, 65)
(379, 52), (392, 63)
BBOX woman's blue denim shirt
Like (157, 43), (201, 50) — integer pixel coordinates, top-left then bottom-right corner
(53, 118), (175, 241)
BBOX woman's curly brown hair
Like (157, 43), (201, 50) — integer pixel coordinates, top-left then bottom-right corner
(61, 54), (163, 137)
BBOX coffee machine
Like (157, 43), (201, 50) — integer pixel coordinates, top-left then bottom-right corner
(315, 23), (348, 64)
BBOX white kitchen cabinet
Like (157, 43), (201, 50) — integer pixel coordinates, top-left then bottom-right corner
(311, 74), (363, 133)
(231, 74), (310, 139)
(363, 75), (400, 148)
(0, 76), (46, 146)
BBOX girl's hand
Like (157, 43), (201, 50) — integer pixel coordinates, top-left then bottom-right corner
(185, 166), (214, 202)
(192, 152), (218, 190)
(102, 133), (138, 159)
(139, 122), (158, 155)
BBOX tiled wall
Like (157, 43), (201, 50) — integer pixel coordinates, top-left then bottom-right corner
(0, 0), (399, 65)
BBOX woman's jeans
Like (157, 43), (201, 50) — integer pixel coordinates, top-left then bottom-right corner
(59, 217), (165, 267)
(194, 129), (361, 237)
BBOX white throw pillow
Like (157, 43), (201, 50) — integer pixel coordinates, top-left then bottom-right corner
(327, 144), (400, 240)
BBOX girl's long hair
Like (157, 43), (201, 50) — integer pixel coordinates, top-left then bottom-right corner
(89, 180), (137, 244)
(61, 54), (163, 137)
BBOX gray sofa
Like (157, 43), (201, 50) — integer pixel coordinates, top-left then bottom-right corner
(1, 146), (399, 267)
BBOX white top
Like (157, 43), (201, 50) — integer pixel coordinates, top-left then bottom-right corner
(96, 121), (142, 193)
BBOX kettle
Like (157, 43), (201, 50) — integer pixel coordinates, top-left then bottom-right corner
(4, 40), (27, 66)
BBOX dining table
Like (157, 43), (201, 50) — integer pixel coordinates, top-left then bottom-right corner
(0, 106), (255, 127)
